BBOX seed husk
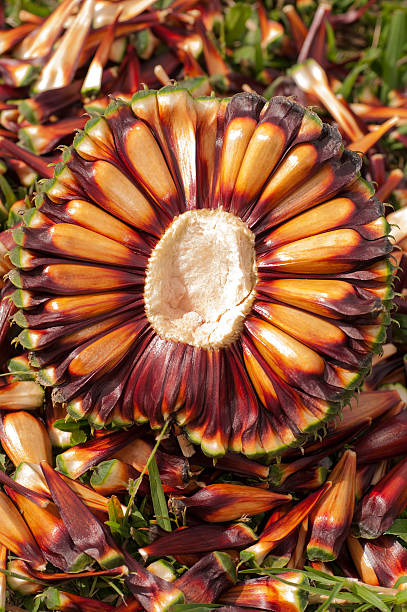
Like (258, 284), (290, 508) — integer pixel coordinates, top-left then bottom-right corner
(353, 455), (407, 539)
(0, 410), (51, 466)
(41, 461), (125, 569)
(0, 490), (45, 570)
(220, 571), (309, 611)
(307, 450), (356, 561)
(175, 483), (291, 522)
(139, 523), (256, 560)
(175, 552), (237, 603)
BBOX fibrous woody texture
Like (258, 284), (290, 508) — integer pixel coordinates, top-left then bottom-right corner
(11, 87), (392, 457)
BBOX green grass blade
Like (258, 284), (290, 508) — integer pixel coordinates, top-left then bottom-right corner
(349, 582), (391, 612)
(382, 10), (407, 91)
(314, 582), (343, 611)
(149, 455), (171, 532)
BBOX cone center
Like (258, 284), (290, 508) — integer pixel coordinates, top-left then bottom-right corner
(144, 208), (258, 349)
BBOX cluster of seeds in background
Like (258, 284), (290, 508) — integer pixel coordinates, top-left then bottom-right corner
(0, 0), (406, 610)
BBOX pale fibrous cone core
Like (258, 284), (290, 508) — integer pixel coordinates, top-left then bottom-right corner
(144, 208), (258, 349)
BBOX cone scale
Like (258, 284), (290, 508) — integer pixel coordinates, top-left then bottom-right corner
(306, 449), (356, 561)
(220, 571), (309, 612)
(11, 88), (391, 456)
(175, 483), (290, 522)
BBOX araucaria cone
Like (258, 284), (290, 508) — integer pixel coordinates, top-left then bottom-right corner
(11, 88), (391, 457)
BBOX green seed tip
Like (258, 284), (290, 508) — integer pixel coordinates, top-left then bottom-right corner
(99, 550), (125, 570)
(18, 99), (39, 124)
(239, 549), (257, 565)
(17, 329), (35, 349)
(85, 116), (103, 133)
(36, 369), (56, 387)
(55, 455), (70, 477)
(23, 207), (39, 226)
(105, 98), (128, 117)
(306, 545), (337, 562)
(17, 128), (35, 154)
(90, 460), (116, 487)
(66, 552), (93, 573)
(268, 464), (284, 486)
(214, 551), (237, 582)
(11, 289), (26, 309)
(131, 88), (157, 104)
(13, 309), (28, 328)
(7, 268), (22, 288)
(45, 587), (62, 608)
(73, 131), (86, 149)
(12, 227), (25, 247)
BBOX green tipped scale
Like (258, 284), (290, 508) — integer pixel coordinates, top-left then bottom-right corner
(353, 456), (407, 539)
(220, 571), (309, 612)
(6, 489), (92, 573)
(0, 380), (43, 411)
(6, 559), (43, 597)
(0, 491), (45, 570)
(175, 483), (290, 522)
(90, 458), (142, 496)
(306, 449), (356, 561)
(175, 552), (237, 603)
(55, 428), (139, 479)
(0, 410), (51, 466)
(41, 461), (125, 569)
(44, 587), (116, 612)
(139, 523), (257, 560)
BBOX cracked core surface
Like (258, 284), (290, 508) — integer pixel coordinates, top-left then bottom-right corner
(144, 208), (258, 349)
